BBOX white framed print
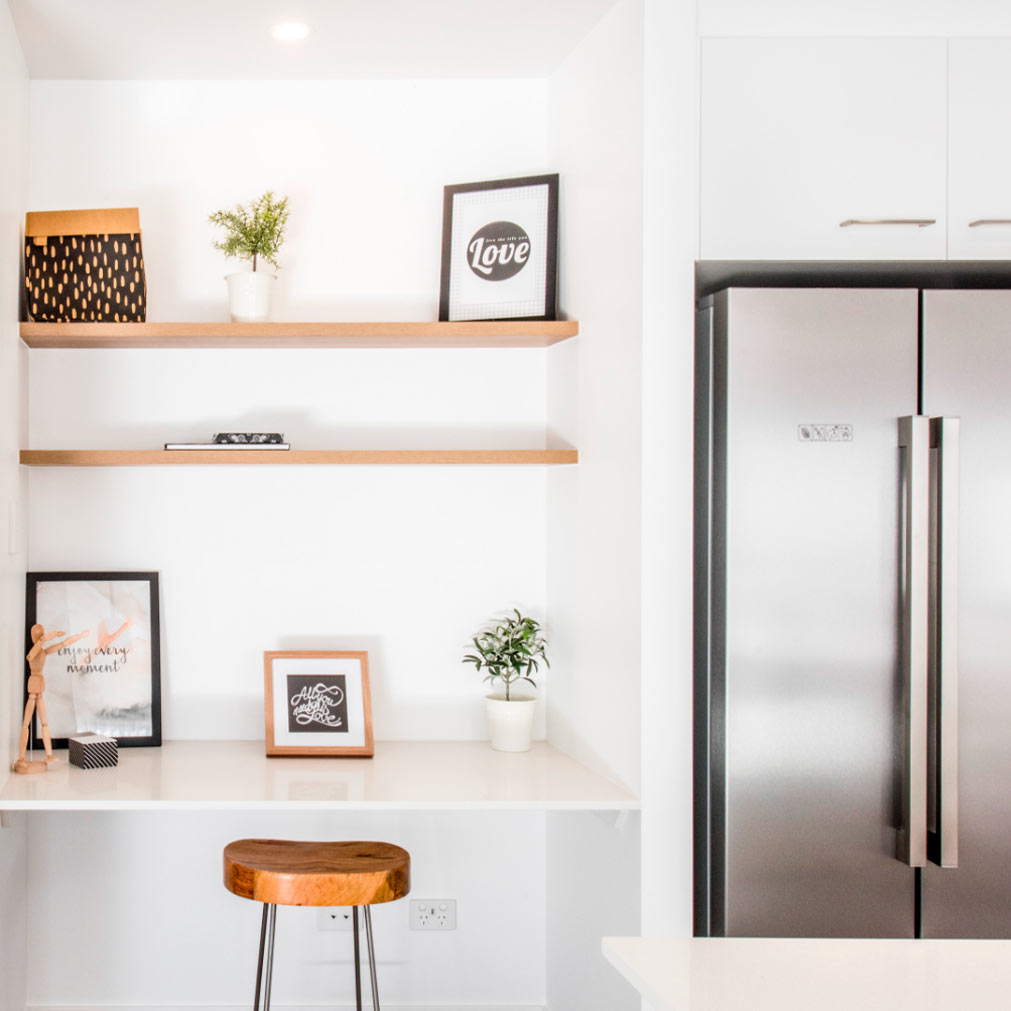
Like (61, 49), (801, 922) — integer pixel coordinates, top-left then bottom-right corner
(263, 650), (374, 757)
(439, 174), (558, 322)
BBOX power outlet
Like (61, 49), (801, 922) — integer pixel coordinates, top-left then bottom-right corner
(317, 907), (355, 931)
(410, 899), (456, 930)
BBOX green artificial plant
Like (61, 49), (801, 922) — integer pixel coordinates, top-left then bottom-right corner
(208, 190), (290, 271)
(463, 609), (549, 701)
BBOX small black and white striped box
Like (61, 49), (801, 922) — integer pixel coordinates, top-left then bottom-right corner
(68, 733), (118, 769)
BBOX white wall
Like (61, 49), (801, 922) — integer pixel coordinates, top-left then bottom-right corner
(546, 0), (643, 796)
(26, 80), (553, 744)
(546, 811), (640, 1011)
(0, 813), (27, 1011)
(0, 2), (29, 1007)
(28, 80), (550, 322)
(0, 0), (28, 772)
(544, 4), (644, 1003)
(20, 76), (559, 1011)
(26, 810), (546, 1010)
(639, 0), (698, 938)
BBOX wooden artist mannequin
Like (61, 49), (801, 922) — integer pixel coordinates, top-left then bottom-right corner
(14, 623), (88, 774)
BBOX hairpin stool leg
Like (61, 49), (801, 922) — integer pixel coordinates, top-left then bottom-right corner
(353, 906), (363, 1011)
(363, 906), (381, 1011)
(262, 904), (277, 1011)
(253, 904), (268, 1010)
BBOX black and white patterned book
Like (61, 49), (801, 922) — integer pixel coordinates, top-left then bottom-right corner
(68, 733), (119, 769)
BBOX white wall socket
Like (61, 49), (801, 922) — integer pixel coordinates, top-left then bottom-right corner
(317, 907), (355, 931)
(409, 899), (456, 930)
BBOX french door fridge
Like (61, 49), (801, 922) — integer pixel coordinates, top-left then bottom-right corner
(694, 287), (1011, 939)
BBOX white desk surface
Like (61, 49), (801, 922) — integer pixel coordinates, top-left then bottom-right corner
(602, 936), (1011, 1011)
(0, 739), (639, 811)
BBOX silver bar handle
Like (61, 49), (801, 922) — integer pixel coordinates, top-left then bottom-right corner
(968, 219), (1011, 227)
(840, 219), (936, 228)
(898, 416), (929, 867)
(928, 417), (959, 868)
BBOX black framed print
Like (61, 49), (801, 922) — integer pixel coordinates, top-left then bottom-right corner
(263, 651), (374, 757)
(439, 173), (558, 322)
(25, 572), (162, 748)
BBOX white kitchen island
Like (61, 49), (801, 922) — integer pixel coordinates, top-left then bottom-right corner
(602, 936), (1011, 1011)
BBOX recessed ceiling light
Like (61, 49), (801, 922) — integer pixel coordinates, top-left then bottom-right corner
(272, 22), (310, 42)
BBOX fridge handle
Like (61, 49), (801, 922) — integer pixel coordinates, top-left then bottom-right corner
(898, 416), (929, 868)
(928, 417), (959, 868)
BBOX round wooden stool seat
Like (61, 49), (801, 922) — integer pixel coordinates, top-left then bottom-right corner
(223, 839), (411, 908)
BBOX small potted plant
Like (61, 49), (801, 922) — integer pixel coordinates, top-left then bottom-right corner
(208, 190), (290, 322)
(463, 609), (549, 753)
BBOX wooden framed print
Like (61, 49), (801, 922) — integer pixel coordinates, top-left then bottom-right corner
(25, 572), (161, 748)
(264, 651), (374, 757)
(439, 173), (558, 322)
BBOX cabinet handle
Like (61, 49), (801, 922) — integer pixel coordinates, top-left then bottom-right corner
(968, 219), (1011, 227)
(839, 219), (936, 228)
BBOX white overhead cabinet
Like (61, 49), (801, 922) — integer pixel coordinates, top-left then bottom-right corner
(947, 38), (1011, 259)
(700, 38), (948, 260)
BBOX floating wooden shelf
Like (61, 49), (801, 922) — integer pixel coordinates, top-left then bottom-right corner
(19, 320), (579, 349)
(20, 449), (578, 466)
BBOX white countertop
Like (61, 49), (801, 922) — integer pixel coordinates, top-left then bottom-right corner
(602, 936), (1011, 1011)
(0, 739), (639, 811)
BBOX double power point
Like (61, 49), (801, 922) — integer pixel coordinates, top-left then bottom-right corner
(316, 899), (457, 932)
(410, 899), (457, 930)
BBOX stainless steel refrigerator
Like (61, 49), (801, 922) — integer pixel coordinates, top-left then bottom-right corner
(694, 287), (1011, 939)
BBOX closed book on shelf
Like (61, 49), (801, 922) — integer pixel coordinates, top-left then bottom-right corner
(164, 443), (291, 451)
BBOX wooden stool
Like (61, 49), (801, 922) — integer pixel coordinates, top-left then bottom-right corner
(224, 839), (411, 1011)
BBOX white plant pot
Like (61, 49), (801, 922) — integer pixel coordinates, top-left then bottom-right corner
(225, 271), (276, 322)
(485, 694), (536, 753)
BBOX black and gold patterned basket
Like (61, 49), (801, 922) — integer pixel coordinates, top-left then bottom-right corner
(24, 207), (146, 322)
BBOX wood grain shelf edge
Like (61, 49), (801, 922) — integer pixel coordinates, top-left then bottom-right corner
(20, 449), (579, 466)
(20, 320), (579, 349)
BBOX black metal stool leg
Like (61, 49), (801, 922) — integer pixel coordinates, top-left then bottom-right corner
(263, 904), (278, 1011)
(363, 906), (381, 1011)
(353, 907), (363, 1011)
(253, 904), (269, 1010)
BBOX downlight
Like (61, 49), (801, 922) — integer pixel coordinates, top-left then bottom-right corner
(272, 22), (310, 42)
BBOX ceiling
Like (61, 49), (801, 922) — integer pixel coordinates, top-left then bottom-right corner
(8, 0), (618, 79)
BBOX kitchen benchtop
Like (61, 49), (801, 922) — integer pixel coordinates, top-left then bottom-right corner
(0, 739), (639, 811)
(602, 936), (1011, 1011)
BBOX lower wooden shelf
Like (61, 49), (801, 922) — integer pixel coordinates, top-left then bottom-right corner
(20, 449), (578, 466)
(0, 740), (639, 811)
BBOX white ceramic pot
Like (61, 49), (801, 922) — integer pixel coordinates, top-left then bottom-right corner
(225, 271), (276, 322)
(485, 694), (536, 753)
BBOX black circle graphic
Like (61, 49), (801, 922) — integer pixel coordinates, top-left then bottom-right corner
(466, 221), (531, 282)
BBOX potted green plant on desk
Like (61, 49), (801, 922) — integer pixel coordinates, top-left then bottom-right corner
(208, 190), (289, 322)
(464, 609), (549, 753)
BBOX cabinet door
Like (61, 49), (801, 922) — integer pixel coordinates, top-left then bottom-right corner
(948, 39), (1011, 259)
(700, 38), (948, 260)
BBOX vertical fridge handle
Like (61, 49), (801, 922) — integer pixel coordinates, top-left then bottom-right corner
(898, 416), (929, 867)
(928, 417), (959, 868)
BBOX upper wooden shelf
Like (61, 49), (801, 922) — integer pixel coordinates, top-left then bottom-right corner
(19, 320), (579, 349)
(0, 740), (639, 812)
